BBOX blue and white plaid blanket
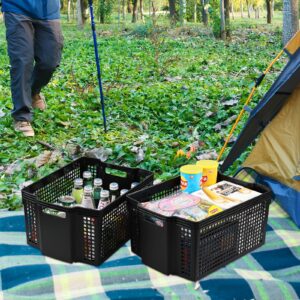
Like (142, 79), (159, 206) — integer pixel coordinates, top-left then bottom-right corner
(1, 202), (300, 300)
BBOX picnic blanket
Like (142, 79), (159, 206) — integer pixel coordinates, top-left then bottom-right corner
(1, 202), (300, 300)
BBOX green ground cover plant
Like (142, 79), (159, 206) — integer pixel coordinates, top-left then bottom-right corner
(0, 16), (287, 210)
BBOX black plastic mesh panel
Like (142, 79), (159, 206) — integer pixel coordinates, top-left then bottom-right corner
(24, 201), (38, 245)
(237, 202), (267, 254)
(149, 187), (181, 202)
(83, 216), (96, 261)
(180, 226), (192, 277)
(197, 221), (238, 277)
(35, 167), (80, 203)
(100, 201), (129, 260)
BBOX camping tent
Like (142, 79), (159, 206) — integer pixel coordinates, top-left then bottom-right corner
(220, 31), (300, 227)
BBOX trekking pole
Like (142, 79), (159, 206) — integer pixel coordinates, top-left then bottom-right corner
(88, 0), (108, 132)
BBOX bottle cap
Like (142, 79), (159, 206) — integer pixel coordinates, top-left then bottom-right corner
(74, 178), (83, 186)
(109, 182), (119, 191)
(59, 195), (76, 205)
(94, 178), (103, 186)
(83, 171), (92, 179)
(120, 189), (129, 195)
(101, 189), (110, 198)
(83, 185), (93, 193)
(130, 182), (139, 189)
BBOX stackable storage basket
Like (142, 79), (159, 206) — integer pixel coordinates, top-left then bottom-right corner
(22, 157), (153, 265)
(127, 173), (272, 281)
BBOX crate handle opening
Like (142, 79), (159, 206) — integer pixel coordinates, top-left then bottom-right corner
(105, 168), (128, 178)
(144, 215), (164, 227)
(43, 208), (66, 219)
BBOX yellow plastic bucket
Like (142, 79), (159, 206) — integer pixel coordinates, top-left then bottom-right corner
(180, 165), (203, 193)
(196, 160), (218, 187)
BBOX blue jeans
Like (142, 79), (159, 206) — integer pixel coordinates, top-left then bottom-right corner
(4, 12), (63, 121)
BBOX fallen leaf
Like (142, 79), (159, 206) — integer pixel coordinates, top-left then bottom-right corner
(214, 124), (222, 131)
(205, 111), (215, 118)
(223, 136), (237, 144)
(65, 143), (82, 156)
(49, 150), (63, 164)
(222, 115), (237, 126)
(164, 76), (182, 82)
(84, 147), (112, 161)
(223, 99), (238, 107)
(35, 151), (52, 167)
(4, 161), (22, 175)
(196, 150), (218, 160)
(58, 121), (71, 127)
(19, 180), (34, 190)
(136, 148), (145, 163)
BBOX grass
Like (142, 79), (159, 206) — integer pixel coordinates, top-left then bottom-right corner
(0, 13), (288, 209)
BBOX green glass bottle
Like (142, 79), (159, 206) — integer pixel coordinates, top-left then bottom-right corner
(93, 178), (103, 208)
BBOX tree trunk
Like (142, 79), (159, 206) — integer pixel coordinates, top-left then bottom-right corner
(179, 0), (187, 25)
(169, 0), (177, 25)
(99, 0), (105, 23)
(194, 1), (197, 23)
(127, 0), (132, 13)
(231, 2), (234, 19)
(72, 0), (75, 20)
(266, 0), (272, 23)
(68, 0), (72, 22)
(247, 2), (251, 18)
(240, 1), (244, 18)
(139, 0), (144, 22)
(77, 0), (84, 28)
(201, 0), (208, 25)
(283, 0), (300, 45)
(132, 0), (138, 22)
(118, 0), (121, 26)
(224, 0), (230, 37)
(122, 0), (126, 20)
(220, 0), (226, 39)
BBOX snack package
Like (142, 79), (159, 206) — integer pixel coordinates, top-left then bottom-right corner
(198, 180), (261, 209)
(174, 205), (207, 222)
(140, 193), (201, 217)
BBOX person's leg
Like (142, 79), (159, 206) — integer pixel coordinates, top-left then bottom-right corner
(4, 12), (34, 122)
(31, 19), (63, 96)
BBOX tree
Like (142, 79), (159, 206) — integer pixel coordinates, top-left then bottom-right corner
(246, 0), (251, 18)
(139, 0), (145, 22)
(179, 0), (187, 25)
(169, 0), (177, 25)
(224, 0), (230, 37)
(127, 0), (132, 12)
(132, 0), (138, 22)
(201, 0), (208, 25)
(266, 0), (273, 23)
(220, 0), (226, 39)
(77, 0), (84, 28)
(283, 0), (299, 44)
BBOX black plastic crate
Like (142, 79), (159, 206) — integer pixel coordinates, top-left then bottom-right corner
(127, 173), (272, 281)
(22, 157), (153, 265)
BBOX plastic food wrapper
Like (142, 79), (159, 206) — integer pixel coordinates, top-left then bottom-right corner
(140, 192), (210, 221)
(194, 180), (261, 209)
